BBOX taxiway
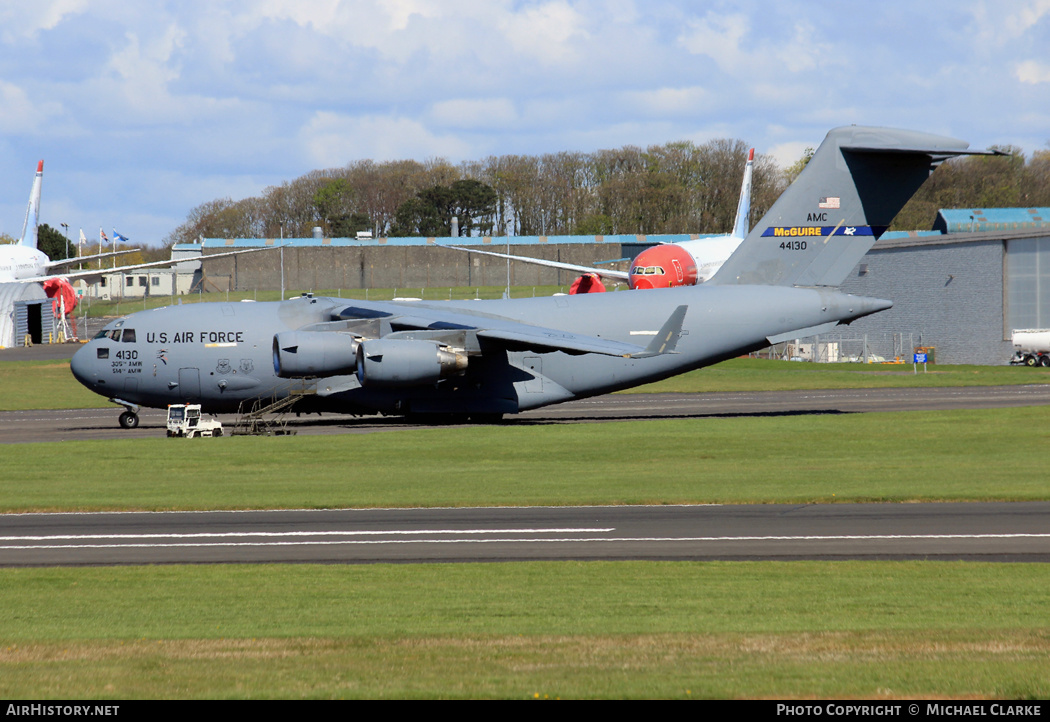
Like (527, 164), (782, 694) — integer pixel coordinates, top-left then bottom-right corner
(3, 502), (1049, 566)
(3, 384), (1050, 443)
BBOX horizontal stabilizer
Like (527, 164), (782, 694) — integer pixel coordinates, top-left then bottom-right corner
(633, 305), (688, 357)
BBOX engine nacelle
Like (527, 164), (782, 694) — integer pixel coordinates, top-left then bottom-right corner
(273, 331), (359, 378)
(356, 338), (468, 387)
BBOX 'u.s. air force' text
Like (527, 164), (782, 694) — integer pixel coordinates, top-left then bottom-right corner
(145, 331), (244, 344)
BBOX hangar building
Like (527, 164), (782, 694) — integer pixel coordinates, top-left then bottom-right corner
(0, 282), (52, 348)
(839, 208), (1050, 365)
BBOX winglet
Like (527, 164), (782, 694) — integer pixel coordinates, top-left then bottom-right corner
(631, 305), (688, 358)
(19, 160), (43, 249)
(730, 149), (754, 240)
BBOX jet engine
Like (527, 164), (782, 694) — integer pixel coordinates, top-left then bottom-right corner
(273, 331), (359, 378)
(355, 338), (468, 387)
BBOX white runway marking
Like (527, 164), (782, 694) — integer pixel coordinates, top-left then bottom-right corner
(0, 528), (613, 542)
(4, 531), (1050, 550)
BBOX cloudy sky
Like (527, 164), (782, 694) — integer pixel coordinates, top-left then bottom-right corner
(1, 0), (1048, 246)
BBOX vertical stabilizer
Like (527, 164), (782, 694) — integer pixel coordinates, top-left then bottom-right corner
(730, 148), (754, 239)
(19, 160), (43, 249)
(710, 127), (999, 287)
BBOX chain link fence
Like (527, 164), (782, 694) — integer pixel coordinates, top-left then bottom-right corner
(756, 332), (933, 364)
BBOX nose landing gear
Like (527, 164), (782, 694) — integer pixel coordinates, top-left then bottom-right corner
(110, 399), (141, 430)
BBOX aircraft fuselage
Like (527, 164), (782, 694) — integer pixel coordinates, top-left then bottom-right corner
(70, 286), (889, 419)
(0, 244), (50, 283)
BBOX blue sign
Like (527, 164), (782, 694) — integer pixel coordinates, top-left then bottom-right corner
(914, 353), (927, 364)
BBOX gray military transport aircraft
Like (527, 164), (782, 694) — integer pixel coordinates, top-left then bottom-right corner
(71, 127), (996, 428)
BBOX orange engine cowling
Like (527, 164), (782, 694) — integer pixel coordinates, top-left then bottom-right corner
(42, 277), (78, 315)
(628, 244), (698, 290)
(569, 273), (606, 294)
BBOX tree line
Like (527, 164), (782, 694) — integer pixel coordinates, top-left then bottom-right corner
(165, 139), (786, 245)
(165, 140), (1050, 247)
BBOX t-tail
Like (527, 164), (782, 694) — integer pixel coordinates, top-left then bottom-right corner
(19, 160), (43, 250)
(710, 127), (1001, 288)
(730, 148), (754, 239)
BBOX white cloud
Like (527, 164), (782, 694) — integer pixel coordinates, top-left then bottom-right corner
(678, 12), (749, 73)
(0, 81), (63, 133)
(677, 12), (830, 82)
(0, 0), (1046, 245)
(968, 0), (1050, 49)
(429, 99), (518, 129)
(767, 141), (813, 170)
(620, 87), (711, 117)
(1000, 0), (1050, 38)
(0, 0), (87, 41)
(105, 25), (186, 104)
(1016, 60), (1050, 84)
(253, 0), (440, 35)
(299, 111), (474, 165)
(499, 1), (589, 65)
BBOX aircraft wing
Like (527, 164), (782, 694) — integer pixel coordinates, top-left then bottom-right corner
(335, 301), (686, 358)
(19, 245), (274, 284)
(44, 249), (137, 272)
(441, 244), (630, 282)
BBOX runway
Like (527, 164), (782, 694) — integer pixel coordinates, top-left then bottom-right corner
(4, 384), (1050, 443)
(2, 503), (1049, 566)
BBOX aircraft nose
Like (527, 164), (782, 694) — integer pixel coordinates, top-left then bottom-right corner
(69, 344), (94, 386)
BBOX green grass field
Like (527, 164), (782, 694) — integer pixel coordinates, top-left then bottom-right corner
(2, 562), (1048, 699)
(2, 355), (1050, 698)
(2, 408), (1049, 511)
(633, 357), (1050, 392)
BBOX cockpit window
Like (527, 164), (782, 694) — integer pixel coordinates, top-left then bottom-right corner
(122, 329), (136, 343)
(631, 266), (665, 275)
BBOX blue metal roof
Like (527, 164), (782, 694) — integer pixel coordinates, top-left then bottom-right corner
(879, 230), (943, 241)
(935, 208), (1050, 233)
(175, 233), (723, 251)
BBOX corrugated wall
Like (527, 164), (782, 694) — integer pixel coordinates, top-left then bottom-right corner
(839, 239), (1011, 365)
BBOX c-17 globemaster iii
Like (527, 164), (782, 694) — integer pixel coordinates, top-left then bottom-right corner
(71, 127), (998, 428)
